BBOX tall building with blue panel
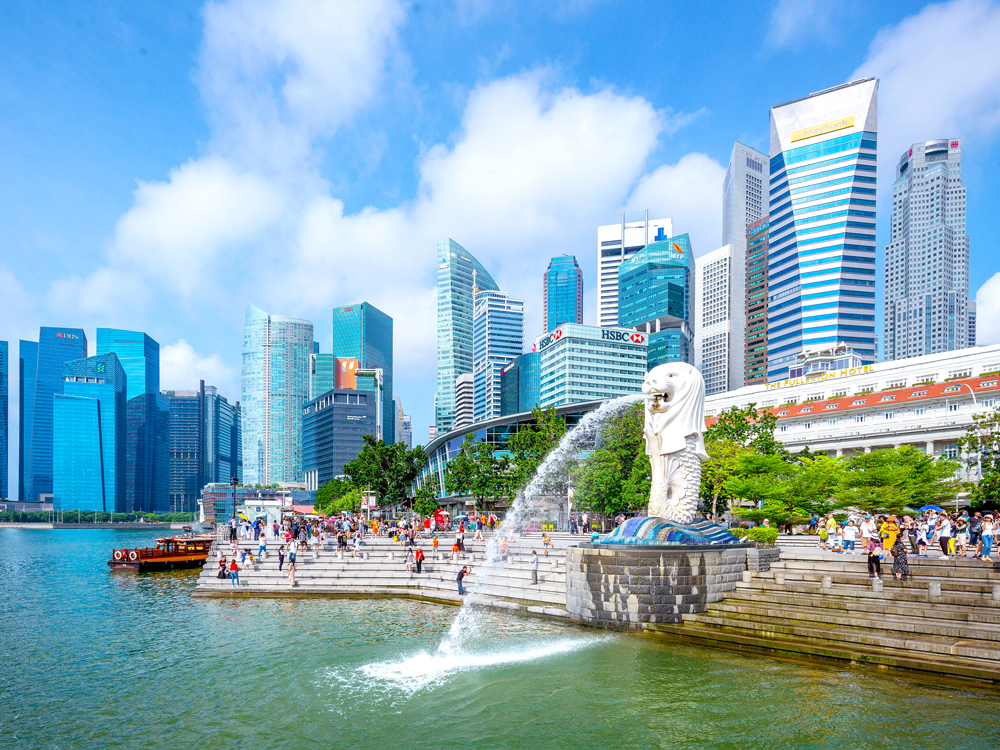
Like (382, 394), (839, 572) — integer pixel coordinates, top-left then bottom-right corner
(331, 302), (394, 444)
(500, 352), (540, 416)
(26, 328), (88, 502)
(18, 340), (38, 502)
(765, 78), (879, 380)
(543, 255), (583, 333)
(97, 329), (169, 513)
(473, 290), (524, 423)
(54, 353), (127, 512)
(617, 233), (695, 367)
(0, 341), (7, 500)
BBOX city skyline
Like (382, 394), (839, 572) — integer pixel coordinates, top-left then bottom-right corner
(4, 1), (1000, 488)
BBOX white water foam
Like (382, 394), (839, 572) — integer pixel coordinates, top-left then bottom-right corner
(359, 636), (604, 693)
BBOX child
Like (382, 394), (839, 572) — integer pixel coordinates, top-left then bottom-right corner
(432, 535), (439, 552)
(451, 542), (459, 561)
(842, 520), (857, 555)
(916, 522), (928, 557)
(542, 532), (553, 556)
(831, 526), (844, 554)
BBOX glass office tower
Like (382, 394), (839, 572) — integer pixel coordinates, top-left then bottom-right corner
(241, 304), (313, 485)
(331, 302), (394, 444)
(543, 255), (583, 333)
(0, 341), (7, 500)
(766, 78), (879, 380)
(18, 340), (38, 502)
(883, 139), (970, 360)
(54, 353), (127, 512)
(473, 290), (524, 423)
(26, 327), (88, 502)
(617, 233), (695, 368)
(500, 351), (541, 416)
(310, 352), (335, 400)
(435, 239), (499, 432)
(745, 216), (771, 386)
(97, 328), (169, 512)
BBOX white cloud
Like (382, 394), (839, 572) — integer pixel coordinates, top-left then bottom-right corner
(851, 0), (1000, 169)
(110, 156), (285, 298)
(975, 273), (1000, 345)
(46, 268), (151, 321)
(160, 339), (238, 396)
(765, 0), (837, 50)
(626, 153), (727, 256)
(200, 0), (406, 168)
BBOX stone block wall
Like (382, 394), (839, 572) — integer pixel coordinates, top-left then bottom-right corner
(565, 544), (750, 629)
(746, 546), (780, 572)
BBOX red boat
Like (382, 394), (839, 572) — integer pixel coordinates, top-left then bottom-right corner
(108, 535), (214, 571)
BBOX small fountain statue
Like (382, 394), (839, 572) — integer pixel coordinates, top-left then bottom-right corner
(600, 362), (738, 545)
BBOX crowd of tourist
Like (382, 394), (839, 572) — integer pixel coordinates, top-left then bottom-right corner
(806, 509), (996, 581)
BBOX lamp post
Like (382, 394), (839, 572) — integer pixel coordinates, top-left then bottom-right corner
(230, 476), (239, 526)
(956, 383), (982, 481)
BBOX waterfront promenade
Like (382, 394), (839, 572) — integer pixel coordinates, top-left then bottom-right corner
(196, 531), (1000, 687)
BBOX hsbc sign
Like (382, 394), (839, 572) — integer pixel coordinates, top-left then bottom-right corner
(601, 329), (645, 344)
(538, 326), (647, 351)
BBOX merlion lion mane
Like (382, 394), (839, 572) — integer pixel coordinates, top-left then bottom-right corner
(642, 362), (709, 524)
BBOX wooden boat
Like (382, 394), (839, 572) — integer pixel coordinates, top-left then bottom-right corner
(108, 535), (214, 571)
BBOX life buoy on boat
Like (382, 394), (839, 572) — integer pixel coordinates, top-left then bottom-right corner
(128, 550), (138, 561)
(114, 550), (123, 561)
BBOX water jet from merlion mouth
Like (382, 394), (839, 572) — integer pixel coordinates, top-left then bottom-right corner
(436, 393), (643, 654)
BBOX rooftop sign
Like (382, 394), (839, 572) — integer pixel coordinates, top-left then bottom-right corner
(791, 115), (854, 143)
(765, 363), (875, 390)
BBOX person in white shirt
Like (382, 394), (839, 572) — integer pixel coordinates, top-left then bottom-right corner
(859, 515), (877, 543)
(842, 520), (858, 555)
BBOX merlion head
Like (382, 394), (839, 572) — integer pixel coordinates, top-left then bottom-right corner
(641, 362), (709, 459)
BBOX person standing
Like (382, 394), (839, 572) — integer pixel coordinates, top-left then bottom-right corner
(891, 533), (910, 582)
(866, 535), (881, 580)
(288, 538), (298, 569)
(542, 533), (553, 556)
(955, 515), (969, 559)
(311, 528), (321, 560)
(414, 547), (424, 574)
(287, 557), (296, 587)
(842, 520), (857, 555)
(258, 534), (268, 560)
(935, 515), (952, 559)
(981, 515), (995, 561)
(456, 566), (471, 596)
(229, 557), (240, 587)
(529, 551), (539, 585)
(277, 544), (285, 571)
(229, 516), (238, 542)
(405, 548), (414, 572)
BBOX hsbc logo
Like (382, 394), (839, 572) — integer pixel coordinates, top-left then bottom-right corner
(630, 333), (645, 343)
(601, 329), (645, 344)
(553, 329), (563, 340)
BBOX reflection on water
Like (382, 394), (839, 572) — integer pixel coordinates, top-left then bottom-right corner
(2, 529), (999, 749)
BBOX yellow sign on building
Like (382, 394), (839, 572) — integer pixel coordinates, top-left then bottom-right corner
(790, 116), (854, 143)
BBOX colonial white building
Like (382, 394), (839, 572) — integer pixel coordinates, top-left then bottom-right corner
(705, 344), (1000, 474)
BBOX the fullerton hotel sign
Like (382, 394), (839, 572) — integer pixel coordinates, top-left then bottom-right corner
(765, 364), (876, 391)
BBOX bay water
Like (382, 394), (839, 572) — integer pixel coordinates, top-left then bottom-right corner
(2, 529), (998, 749)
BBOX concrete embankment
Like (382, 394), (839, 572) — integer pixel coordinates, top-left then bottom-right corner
(0, 522), (186, 530)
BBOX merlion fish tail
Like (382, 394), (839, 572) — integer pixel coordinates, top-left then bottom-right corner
(664, 436), (703, 524)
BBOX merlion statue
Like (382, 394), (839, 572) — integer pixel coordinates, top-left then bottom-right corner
(642, 362), (709, 523)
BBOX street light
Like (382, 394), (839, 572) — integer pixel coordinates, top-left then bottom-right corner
(955, 383), (982, 481)
(230, 476), (239, 525)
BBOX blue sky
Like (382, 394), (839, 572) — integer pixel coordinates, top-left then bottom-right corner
(4, 0), (1000, 486)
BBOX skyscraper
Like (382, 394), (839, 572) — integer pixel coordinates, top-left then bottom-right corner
(597, 214), (672, 328)
(500, 351), (540, 416)
(97, 329), (169, 513)
(18, 340), (38, 502)
(54, 353), (127, 512)
(969, 300), (977, 348)
(310, 352), (335, 400)
(331, 302), (394, 444)
(436, 239), (499, 432)
(473, 289), (524, 423)
(454, 373), (474, 429)
(543, 255), (583, 333)
(400, 415), (412, 449)
(694, 245), (733, 395)
(0, 341), (7, 500)
(745, 217), (771, 386)
(883, 139), (970, 360)
(26, 327), (88, 502)
(722, 142), (769, 390)
(618, 233), (695, 368)
(766, 78), (879, 381)
(241, 304), (313, 485)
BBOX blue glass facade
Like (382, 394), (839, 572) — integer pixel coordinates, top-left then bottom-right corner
(97, 328), (168, 512)
(241, 305), (313, 485)
(331, 302), (394, 444)
(96, 329), (159, 400)
(0, 341), (7, 500)
(472, 290), (524, 423)
(18, 340), (38, 502)
(27, 328), (87, 502)
(543, 255), (583, 333)
(436, 239), (499, 432)
(302, 388), (378, 490)
(617, 233), (694, 368)
(310, 353), (335, 400)
(766, 79), (879, 380)
(500, 352), (540, 416)
(54, 353), (127, 511)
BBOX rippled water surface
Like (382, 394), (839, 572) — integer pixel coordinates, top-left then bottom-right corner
(2, 529), (999, 749)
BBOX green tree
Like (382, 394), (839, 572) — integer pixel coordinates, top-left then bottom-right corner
(413, 486), (439, 517)
(314, 477), (354, 512)
(570, 450), (626, 516)
(957, 405), (1000, 503)
(706, 403), (784, 455)
(343, 435), (427, 505)
(726, 453), (798, 523)
(839, 446), (959, 515)
(444, 435), (512, 509)
(570, 402), (649, 517)
(699, 439), (752, 520)
(507, 406), (566, 490)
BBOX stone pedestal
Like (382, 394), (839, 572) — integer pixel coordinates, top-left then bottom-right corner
(565, 543), (752, 629)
